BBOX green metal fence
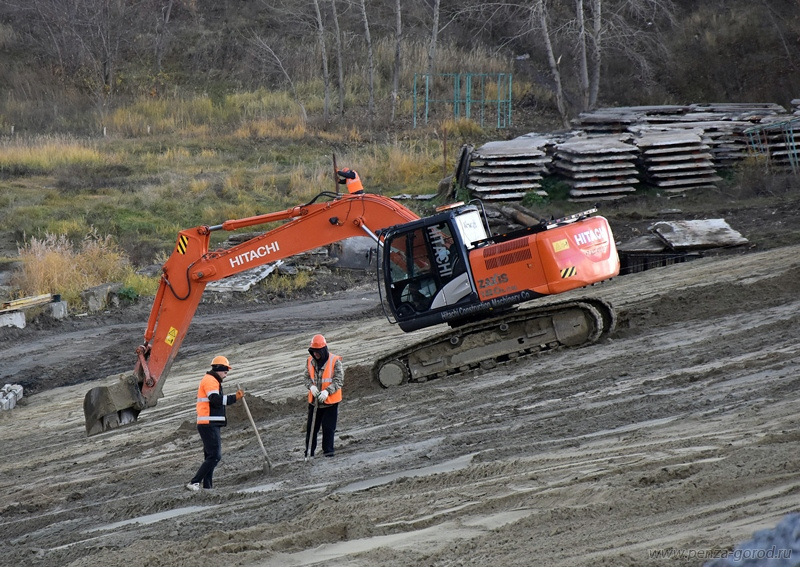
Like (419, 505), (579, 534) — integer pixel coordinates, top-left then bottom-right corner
(413, 73), (512, 129)
(744, 117), (800, 174)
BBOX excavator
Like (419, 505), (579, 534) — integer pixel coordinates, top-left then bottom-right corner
(83, 189), (620, 436)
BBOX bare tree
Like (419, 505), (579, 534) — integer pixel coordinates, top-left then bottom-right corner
(582, 0), (676, 107)
(311, 0), (330, 122)
(153, 0), (175, 75)
(589, 0), (602, 107)
(358, 0), (375, 121)
(479, 0), (674, 117)
(427, 0), (441, 79)
(13, 0), (137, 116)
(575, 0), (590, 110)
(534, 1), (569, 126)
(391, 0), (402, 123)
(330, 0), (344, 118)
(248, 34), (308, 124)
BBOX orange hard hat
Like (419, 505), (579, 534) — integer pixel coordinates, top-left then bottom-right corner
(211, 355), (231, 369)
(309, 334), (327, 349)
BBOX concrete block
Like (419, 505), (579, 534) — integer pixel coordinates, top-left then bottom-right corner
(0, 311), (26, 329)
(81, 283), (123, 313)
(46, 300), (68, 320)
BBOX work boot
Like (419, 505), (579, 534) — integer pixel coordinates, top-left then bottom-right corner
(186, 482), (201, 491)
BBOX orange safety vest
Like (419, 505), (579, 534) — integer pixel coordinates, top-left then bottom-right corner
(196, 373), (228, 425)
(307, 354), (343, 405)
(344, 171), (363, 194)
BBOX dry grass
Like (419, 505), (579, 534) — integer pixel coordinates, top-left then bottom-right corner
(0, 136), (107, 174)
(11, 229), (135, 307)
(260, 270), (312, 295)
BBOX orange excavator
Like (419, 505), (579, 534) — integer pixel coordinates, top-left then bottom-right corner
(83, 189), (619, 436)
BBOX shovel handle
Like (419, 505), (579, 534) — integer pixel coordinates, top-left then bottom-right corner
(238, 385), (272, 469)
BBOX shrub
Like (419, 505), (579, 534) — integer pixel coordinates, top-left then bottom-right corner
(260, 271), (311, 295)
(11, 228), (135, 307)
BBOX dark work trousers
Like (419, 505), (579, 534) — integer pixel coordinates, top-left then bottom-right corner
(191, 424), (222, 488)
(305, 402), (339, 457)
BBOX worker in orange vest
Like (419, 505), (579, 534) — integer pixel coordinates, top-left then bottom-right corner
(304, 334), (344, 457)
(186, 356), (243, 491)
(336, 167), (364, 194)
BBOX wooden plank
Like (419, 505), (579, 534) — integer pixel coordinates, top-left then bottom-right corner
(0, 293), (53, 313)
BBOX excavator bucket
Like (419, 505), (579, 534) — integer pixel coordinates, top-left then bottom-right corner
(83, 373), (147, 436)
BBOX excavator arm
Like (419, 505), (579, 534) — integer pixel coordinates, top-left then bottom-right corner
(83, 192), (419, 436)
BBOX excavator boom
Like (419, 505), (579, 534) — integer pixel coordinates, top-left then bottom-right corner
(83, 192), (418, 435)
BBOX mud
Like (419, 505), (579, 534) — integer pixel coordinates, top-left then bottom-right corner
(4, 202), (800, 566)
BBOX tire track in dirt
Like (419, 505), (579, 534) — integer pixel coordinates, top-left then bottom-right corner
(4, 246), (800, 566)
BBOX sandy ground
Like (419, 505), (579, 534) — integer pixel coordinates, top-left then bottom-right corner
(4, 224), (800, 565)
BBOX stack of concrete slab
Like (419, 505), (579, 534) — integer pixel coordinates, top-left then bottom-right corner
(575, 105), (692, 135)
(573, 103), (789, 169)
(629, 121), (751, 168)
(551, 136), (639, 201)
(1, 384), (23, 410)
(467, 136), (551, 201)
(634, 129), (721, 192)
(205, 261), (284, 293)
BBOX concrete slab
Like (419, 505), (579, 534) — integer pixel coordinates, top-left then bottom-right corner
(650, 219), (749, 249)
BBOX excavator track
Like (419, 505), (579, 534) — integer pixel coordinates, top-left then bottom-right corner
(372, 298), (616, 387)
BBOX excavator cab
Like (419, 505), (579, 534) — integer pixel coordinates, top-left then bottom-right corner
(382, 204), (488, 331)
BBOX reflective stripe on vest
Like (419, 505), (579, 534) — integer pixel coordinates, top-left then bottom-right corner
(307, 354), (343, 405)
(196, 373), (226, 424)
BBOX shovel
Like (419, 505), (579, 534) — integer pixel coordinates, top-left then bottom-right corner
(305, 397), (318, 463)
(237, 384), (272, 473)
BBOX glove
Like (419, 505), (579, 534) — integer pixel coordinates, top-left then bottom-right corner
(309, 385), (320, 398)
(317, 389), (329, 403)
(235, 389), (244, 401)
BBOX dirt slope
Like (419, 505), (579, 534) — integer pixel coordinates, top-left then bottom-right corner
(3, 232), (800, 566)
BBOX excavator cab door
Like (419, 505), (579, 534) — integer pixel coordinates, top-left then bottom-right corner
(382, 206), (487, 330)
